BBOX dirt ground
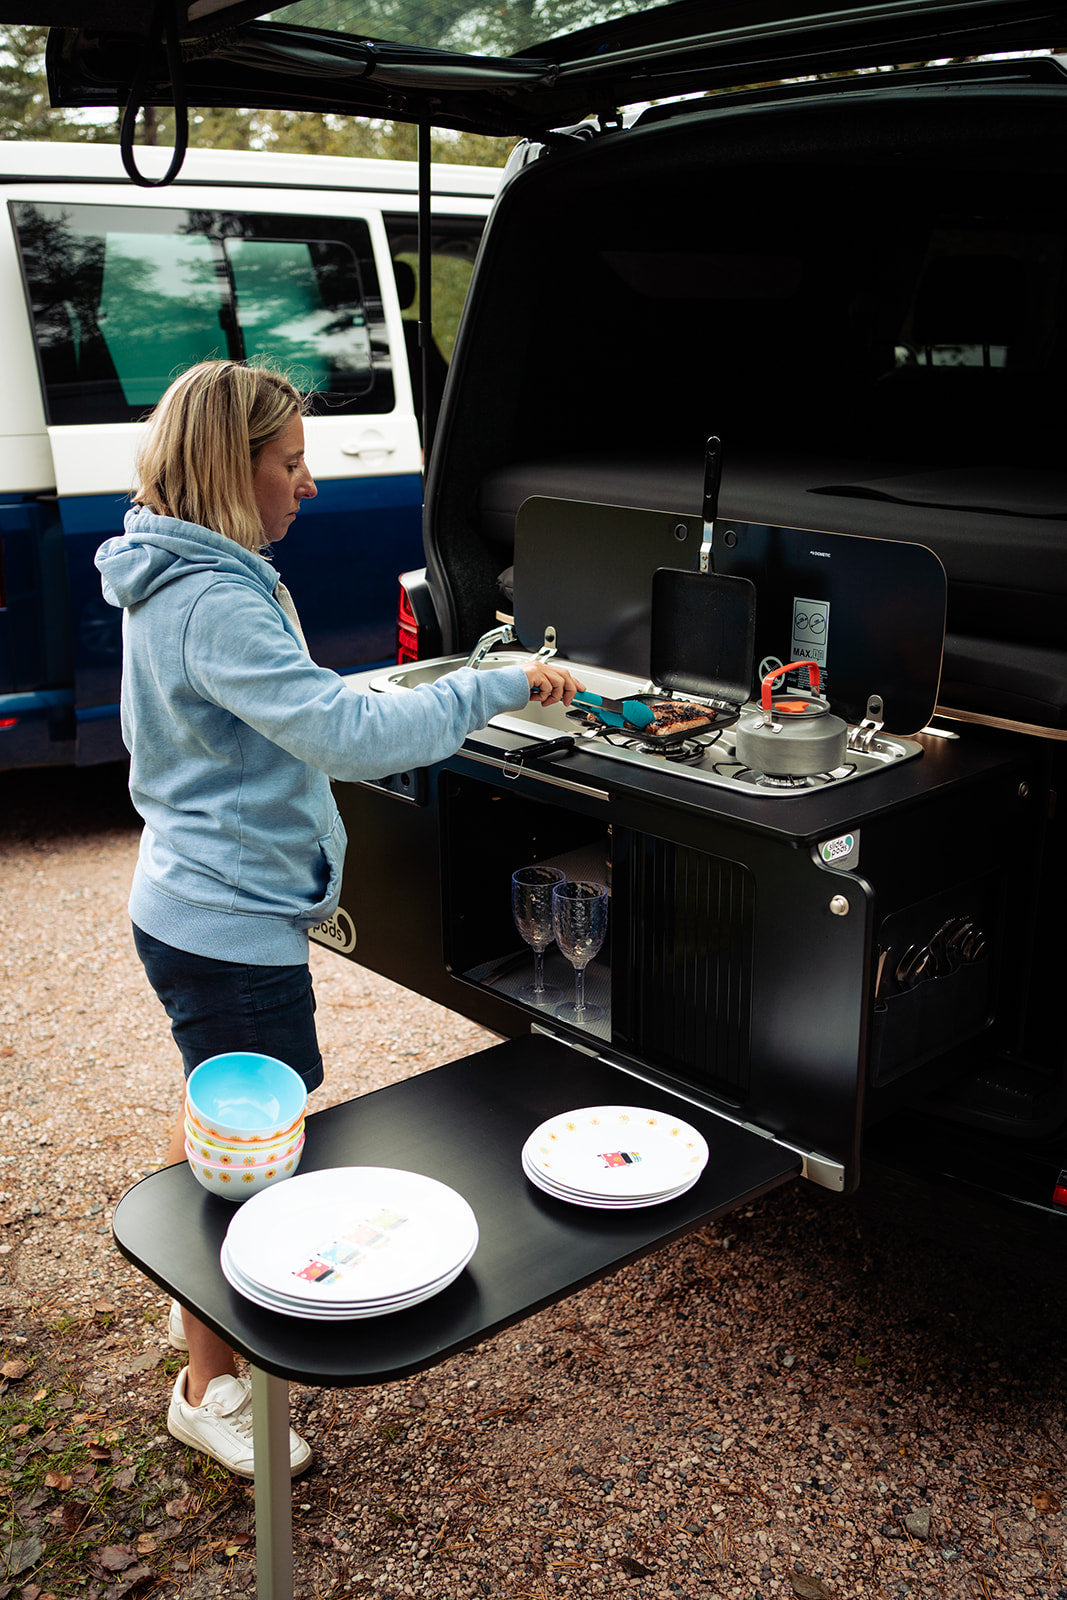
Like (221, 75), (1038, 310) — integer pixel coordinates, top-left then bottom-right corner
(1, 761), (1065, 1600)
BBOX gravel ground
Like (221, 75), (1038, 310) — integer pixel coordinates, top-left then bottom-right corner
(1, 761), (1065, 1600)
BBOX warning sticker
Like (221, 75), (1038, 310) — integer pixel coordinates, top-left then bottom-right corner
(791, 597), (830, 669)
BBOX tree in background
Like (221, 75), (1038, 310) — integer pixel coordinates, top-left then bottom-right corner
(0, 24), (513, 165)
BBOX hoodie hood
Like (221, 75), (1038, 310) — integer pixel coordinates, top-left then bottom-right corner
(96, 506), (278, 610)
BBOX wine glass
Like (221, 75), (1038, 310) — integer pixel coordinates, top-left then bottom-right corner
(510, 866), (566, 1002)
(551, 880), (608, 1025)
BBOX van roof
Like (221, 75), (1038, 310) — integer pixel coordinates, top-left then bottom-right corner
(0, 140), (503, 198)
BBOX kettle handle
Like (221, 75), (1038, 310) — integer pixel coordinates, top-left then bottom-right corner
(761, 660), (821, 711)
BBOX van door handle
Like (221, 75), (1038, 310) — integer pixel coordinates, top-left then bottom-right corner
(341, 430), (396, 458)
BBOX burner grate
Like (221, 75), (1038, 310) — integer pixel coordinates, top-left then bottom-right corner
(545, 704), (919, 797)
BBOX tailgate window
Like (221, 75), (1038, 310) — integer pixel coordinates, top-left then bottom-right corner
(10, 201), (393, 426)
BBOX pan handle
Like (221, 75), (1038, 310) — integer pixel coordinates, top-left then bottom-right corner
(760, 659), (821, 712)
(702, 435), (723, 528)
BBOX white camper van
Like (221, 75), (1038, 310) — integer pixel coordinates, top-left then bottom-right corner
(0, 140), (500, 769)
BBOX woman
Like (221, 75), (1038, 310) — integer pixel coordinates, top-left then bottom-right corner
(96, 360), (580, 1477)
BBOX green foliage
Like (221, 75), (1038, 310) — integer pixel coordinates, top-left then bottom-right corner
(394, 250), (475, 361)
(0, 25), (114, 142)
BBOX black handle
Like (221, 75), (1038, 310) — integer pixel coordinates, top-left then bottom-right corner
(504, 735), (576, 764)
(703, 435), (722, 528)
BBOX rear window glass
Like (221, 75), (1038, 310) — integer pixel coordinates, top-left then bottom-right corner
(268, 0), (671, 55)
(10, 201), (393, 426)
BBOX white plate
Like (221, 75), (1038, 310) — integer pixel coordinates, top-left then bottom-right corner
(521, 1152), (699, 1209)
(522, 1106), (708, 1199)
(224, 1167), (479, 1306)
(220, 1236), (477, 1319)
(521, 1150), (695, 1204)
(220, 1235), (476, 1311)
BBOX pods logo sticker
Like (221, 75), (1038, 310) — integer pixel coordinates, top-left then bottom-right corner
(309, 908), (357, 954)
(819, 833), (857, 868)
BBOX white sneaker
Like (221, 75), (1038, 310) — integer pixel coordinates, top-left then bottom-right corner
(166, 1367), (312, 1478)
(167, 1299), (188, 1352)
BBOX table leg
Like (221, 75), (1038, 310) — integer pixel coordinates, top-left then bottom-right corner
(250, 1364), (294, 1600)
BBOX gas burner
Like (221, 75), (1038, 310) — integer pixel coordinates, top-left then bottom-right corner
(753, 770), (820, 790)
(642, 737), (710, 763)
(711, 759), (861, 789)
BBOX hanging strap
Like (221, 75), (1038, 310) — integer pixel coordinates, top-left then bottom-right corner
(119, 0), (190, 189)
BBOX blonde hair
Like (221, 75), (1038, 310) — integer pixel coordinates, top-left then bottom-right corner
(133, 361), (307, 551)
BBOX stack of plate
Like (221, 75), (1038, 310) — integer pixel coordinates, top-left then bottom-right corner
(522, 1104), (709, 1208)
(220, 1167), (479, 1319)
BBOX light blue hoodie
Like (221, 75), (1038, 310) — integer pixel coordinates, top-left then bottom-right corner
(96, 508), (531, 964)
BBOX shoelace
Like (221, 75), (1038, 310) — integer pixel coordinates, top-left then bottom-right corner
(206, 1388), (255, 1440)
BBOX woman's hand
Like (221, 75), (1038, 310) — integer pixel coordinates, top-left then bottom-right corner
(523, 660), (585, 708)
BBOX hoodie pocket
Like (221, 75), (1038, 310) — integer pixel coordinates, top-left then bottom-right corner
(298, 810), (349, 928)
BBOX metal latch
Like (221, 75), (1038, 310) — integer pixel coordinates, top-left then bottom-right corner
(847, 694), (885, 754)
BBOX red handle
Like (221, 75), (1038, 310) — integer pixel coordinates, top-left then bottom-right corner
(760, 659), (821, 712)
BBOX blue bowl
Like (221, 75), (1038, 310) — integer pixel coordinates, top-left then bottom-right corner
(185, 1052), (307, 1140)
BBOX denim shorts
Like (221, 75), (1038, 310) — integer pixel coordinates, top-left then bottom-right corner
(132, 924), (324, 1094)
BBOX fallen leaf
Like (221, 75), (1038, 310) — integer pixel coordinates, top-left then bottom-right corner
(87, 1440), (112, 1460)
(618, 1556), (653, 1577)
(165, 1493), (194, 1518)
(791, 1577), (836, 1599)
(96, 1545), (136, 1573)
(10, 1423), (30, 1438)
(44, 1471), (74, 1491)
(135, 1536), (157, 1555)
(72, 1465), (97, 1486)
(1, 1359), (28, 1381)
(103, 1564), (153, 1597)
(1033, 1489), (1062, 1514)
(5, 1533), (45, 1576)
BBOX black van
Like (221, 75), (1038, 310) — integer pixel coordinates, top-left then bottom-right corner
(43, 1), (1067, 1264)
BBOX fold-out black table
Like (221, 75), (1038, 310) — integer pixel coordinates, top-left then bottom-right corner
(113, 1035), (799, 1598)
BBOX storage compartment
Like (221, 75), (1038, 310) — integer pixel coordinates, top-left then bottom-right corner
(372, 728), (1046, 1190)
(440, 777), (614, 1040)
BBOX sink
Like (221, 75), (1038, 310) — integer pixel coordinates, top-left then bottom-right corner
(368, 653), (654, 741)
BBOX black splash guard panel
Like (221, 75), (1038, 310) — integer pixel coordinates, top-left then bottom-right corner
(714, 522), (947, 733)
(514, 497), (703, 676)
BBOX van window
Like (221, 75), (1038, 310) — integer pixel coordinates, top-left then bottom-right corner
(10, 201), (393, 425)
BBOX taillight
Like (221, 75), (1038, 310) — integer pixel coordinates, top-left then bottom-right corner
(1054, 1171), (1067, 1207)
(396, 580), (420, 664)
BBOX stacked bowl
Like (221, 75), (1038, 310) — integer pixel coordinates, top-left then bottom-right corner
(184, 1052), (308, 1202)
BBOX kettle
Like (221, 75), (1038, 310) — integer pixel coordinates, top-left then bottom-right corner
(734, 661), (848, 777)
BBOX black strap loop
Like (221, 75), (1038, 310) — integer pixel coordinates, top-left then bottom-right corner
(119, 0), (189, 188)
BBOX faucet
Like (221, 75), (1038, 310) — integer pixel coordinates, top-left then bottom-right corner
(464, 622), (517, 670)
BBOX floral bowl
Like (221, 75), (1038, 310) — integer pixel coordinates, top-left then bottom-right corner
(184, 1135), (304, 1201)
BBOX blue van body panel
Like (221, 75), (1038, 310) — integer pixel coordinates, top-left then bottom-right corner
(271, 471), (424, 672)
(0, 494), (71, 692)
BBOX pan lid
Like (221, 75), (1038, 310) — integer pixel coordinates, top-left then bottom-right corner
(650, 567), (756, 706)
